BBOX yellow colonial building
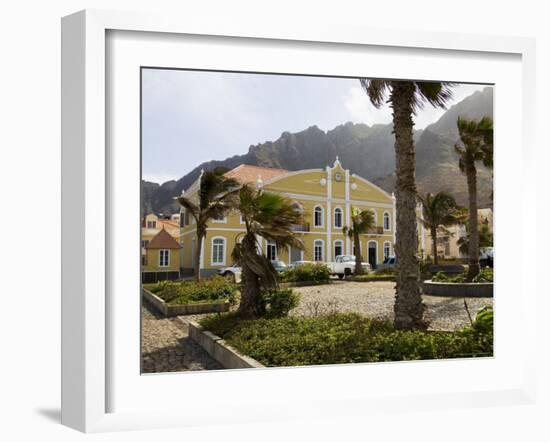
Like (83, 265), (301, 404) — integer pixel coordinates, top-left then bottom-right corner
(179, 158), (396, 277)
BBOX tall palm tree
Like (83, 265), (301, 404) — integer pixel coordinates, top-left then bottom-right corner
(177, 168), (239, 281)
(232, 184), (304, 319)
(360, 79), (454, 330)
(342, 207), (376, 275)
(455, 116), (493, 280)
(418, 192), (466, 265)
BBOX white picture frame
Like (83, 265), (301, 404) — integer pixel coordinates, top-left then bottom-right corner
(61, 9), (537, 433)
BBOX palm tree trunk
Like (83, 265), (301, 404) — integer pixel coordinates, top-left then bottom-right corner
(237, 235), (264, 318)
(194, 229), (204, 282)
(354, 232), (364, 275)
(431, 225), (438, 266)
(466, 162), (480, 281)
(390, 82), (425, 331)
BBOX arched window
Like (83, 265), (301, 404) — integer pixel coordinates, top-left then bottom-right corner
(383, 241), (392, 260)
(334, 240), (343, 258)
(383, 212), (391, 231)
(334, 207), (343, 228)
(211, 237), (226, 266)
(314, 206), (324, 227)
(314, 239), (324, 262)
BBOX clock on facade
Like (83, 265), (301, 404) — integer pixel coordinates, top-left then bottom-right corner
(334, 172), (342, 182)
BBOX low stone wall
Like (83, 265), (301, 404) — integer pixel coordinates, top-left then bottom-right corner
(279, 280), (330, 288)
(186, 320), (265, 369)
(422, 280), (493, 298)
(142, 288), (230, 317)
(350, 276), (395, 282)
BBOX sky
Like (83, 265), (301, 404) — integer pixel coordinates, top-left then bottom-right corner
(142, 69), (488, 184)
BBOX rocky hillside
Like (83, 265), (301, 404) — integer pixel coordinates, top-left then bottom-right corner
(142, 87), (493, 216)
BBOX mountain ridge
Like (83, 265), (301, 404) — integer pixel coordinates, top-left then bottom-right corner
(141, 87), (493, 216)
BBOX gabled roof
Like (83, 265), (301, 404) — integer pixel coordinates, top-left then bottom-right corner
(224, 164), (288, 185)
(146, 228), (181, 249)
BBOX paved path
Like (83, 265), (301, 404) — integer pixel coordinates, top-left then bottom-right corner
(292, 281), (493, 331)
(141, 304), (222, 373)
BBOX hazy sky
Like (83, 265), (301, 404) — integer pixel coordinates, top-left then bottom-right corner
(142, 69), (487, 184)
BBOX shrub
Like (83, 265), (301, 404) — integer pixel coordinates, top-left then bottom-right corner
(281, 263), (331, 283)
(199, 312), (493, 367)
(151, 276), (238, 305)
(374, 267), (395, 276)
(431, 271), (450, 282)
(472, 268), (493, 283)
(260, 288), (300, 318)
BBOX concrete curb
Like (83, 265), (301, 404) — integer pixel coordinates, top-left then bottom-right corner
(422, 280), (493, 297)
(185, 320), (265, 369)
(142, 288), (230, 317)
(349, 276), (396, 282)
(279, 280), (331, 288)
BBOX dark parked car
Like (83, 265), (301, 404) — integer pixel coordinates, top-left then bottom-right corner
(271, 260), (288, 273)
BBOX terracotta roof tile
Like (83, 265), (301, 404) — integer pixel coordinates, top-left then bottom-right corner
(224, 164), (288, 185)
(146, 228), (181, 249)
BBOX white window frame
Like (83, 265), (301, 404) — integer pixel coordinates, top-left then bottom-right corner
(239, 212), (246, 224)
(211, 236), (226, 266)
(383, 211), (391, 231)
(333, 239), (344, 259)
(266, 240), (278, 261)
(313, 239), (324, 262)
(314, 205), (324, 227)
(212, 214), (227, 224)
(158, 249), (170, 267)
(383, 241), (392, 260)
(334, 207), (343, 229)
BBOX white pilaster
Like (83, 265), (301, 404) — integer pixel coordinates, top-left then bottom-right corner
(199, 239), (205, 269)
(345, 169), (351, 255)
(392, 192), (397, 246)
(326, 165), (332, 263)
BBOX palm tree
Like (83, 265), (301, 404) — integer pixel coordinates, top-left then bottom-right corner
(360, 79), (454, 330)
(418, 192), (467, 265)
(455, 116), (493, 280)
(343, 207), (376, 275)
(232, 184), (304, 319)
(177, 168), (239, 281)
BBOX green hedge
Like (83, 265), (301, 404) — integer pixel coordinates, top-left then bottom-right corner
(146, 276), (238, 305)
(199, 309), (493, 367)
(280, 263), (331, 283)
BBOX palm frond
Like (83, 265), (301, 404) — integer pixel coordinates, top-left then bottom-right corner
(359, 79), (390, 108)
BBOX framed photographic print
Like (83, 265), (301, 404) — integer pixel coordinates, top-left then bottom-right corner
(61, 9), (537, 433)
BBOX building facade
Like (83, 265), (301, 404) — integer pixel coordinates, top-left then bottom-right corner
(418, 208), (493, 261)
(142, 228), (182, 283)
(179, 159), (396, 276)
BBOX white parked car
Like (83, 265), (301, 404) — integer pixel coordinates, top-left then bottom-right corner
(217, 265), (242, 283)
(327, 255), (371, 279)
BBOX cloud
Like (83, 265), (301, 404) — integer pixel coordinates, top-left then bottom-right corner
(344, 86), (393, 126)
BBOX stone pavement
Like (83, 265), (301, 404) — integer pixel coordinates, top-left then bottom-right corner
(141, 304), (223, 373)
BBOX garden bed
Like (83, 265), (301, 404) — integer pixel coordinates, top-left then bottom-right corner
(186, 320), (264, 369)
(142, 276), (237, 317)
(142, 288), (230, 317)
(279, 280), (331, 288)
(423, 268), (493, 297)
(198, 311), (493, 367)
